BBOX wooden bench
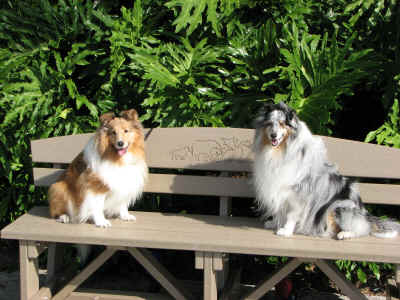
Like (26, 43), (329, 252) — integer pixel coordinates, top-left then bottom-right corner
(1, 127), (400, 300)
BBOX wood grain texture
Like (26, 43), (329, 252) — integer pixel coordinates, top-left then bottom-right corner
(3, 207), (400, 264)
(31, 128), (400, 178)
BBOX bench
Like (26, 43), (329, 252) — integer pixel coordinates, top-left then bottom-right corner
(1, 127), (400, 300)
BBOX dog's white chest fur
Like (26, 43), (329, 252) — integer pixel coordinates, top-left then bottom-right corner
(96, 157), (147, 197)
(253, 149), (297, 211)
(83, 137), (147, 202)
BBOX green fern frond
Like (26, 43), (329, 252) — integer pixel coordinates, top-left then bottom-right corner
(165, 0), (240, 36)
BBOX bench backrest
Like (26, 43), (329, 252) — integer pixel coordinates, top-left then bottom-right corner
(31, 128), (400, 205)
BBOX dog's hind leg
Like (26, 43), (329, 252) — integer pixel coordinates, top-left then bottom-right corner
(335, 206), (371, 240)
(276, 221), (297, 237)
(337, 231), (357, 240)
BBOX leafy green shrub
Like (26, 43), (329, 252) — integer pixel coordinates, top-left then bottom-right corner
(366, 98), (400, 147)
(0, 0), (112, 224)
(336, 259), (393, 286)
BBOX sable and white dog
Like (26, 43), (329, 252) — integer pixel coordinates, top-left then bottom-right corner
(48, 109), (148, 228)
(252, 102), (400, 239)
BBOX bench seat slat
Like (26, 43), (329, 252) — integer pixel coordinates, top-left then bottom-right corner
(2, 207), (400, 264)
(31, 128), (400, 179)
(33, 168), (400, 205)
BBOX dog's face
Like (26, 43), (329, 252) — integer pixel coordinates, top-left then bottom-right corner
(254, 102), (298, 148)
(100, 109), (142, 156)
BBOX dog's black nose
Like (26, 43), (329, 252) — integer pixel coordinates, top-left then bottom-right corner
(117, 141), (124, 147)
(270, 133), (277, 139)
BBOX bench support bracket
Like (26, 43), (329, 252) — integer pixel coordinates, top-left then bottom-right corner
(127, 247), (193, 300)
(52, 246), (116, 300)
(242, 257), (302, 300)
(242, 257), (369, 300)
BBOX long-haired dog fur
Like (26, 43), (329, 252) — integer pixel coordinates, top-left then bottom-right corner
(253, 102), (400, 239)
(49, 109), (148, 228)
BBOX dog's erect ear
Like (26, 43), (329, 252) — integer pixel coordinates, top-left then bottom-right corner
(253, 102), (271, 128)
(274, 102), (298, 129)
(286, 105), (298, 129)
(120, 109), (139, 121)
(253, 101), (276, 128)
(262, 102), (276, 115)
(99, 112), (115, 126)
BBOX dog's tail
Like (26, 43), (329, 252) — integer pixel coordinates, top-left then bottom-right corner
(368, 215), (400, 238)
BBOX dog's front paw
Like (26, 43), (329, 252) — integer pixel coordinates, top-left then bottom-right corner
(95, 218), (112, 228)
(120, 213), (136, 222)
(276, 227), (294, 237)
(337, 231), (353, 240)
(56, 214), (70, 223)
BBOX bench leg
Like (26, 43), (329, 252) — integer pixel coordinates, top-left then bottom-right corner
(394, 264), (400, 298)
(315, 259), (368, 300)
(20, 240), (40, 300)
(218, 194), (232, 291)
(204, 252), (218, 300)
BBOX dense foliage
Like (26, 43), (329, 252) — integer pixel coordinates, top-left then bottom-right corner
(1, 0), (399, 287)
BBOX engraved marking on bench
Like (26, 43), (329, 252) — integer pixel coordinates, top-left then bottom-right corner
(170, 137), (252, 162)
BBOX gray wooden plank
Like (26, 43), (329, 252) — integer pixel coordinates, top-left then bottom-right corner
(33, 168), (400, 205)
(33, 168), (252, 198)
(31, 128), (400, 178)
(3, 207), (400, 264)
(322, 135), (400, 179)
(31, 128), (254, 172)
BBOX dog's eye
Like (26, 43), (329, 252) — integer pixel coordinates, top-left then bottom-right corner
(124, 129), (129, 133)
(265, 121), (273, 127)
(111, 130), (116, 135)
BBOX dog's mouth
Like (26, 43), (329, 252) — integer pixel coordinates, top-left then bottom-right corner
(115, 144), (129, 156)
(271, 138), (280, 147)
(117, 148), (128, 156)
